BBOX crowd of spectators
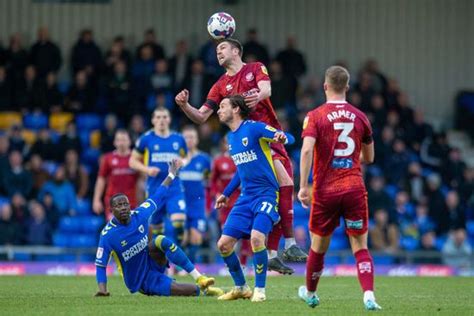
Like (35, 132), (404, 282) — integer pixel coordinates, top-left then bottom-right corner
(0, 26), (472, 267)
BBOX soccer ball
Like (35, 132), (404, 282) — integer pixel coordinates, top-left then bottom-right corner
(207, 12), (236, 40)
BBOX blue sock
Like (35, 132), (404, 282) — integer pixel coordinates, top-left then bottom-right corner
(187, 244), (200, 263)
(195, 285), (200, 296)
(172, 220), (185, 245)
(222, 250), (246, 286)
(154, 235), (195, 273)
(253, 246), (268, 288)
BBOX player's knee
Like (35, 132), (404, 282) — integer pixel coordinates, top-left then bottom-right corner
(217, 238), (232, 254)
(250, 235), (265, 251)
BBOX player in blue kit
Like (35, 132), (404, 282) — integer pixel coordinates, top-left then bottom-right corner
(180, 125), (212, 263)
(214, 95), (295, 302)
(129, 107), (188, 245)
(95, 159), (223, 297)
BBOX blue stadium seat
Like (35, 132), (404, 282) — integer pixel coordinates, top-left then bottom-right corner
(13, 253), (32, 261)
(79, 130), (91, 148)
(70, 234), (97, 248)
(77, 199), (92, 215)
(58, 254), (77, 262)
(344, 256), (356, 264)
(0, 196), (9, 206)
(373, 255), (395, 265)
(328, 235), (349, 250)
(81, 216), (105, 233)
(43, 161), (59, 175)
(384, 185), (399, 200)
(23, 113), (48, 130)
(324, 256), (341, 264)
(59, 216), (82, 233)
(76, 113), (102, 131)
(435, 235), (448, 251)
(81, 148), (101, 168)
(53, 233), (70, 247)
(466, 221), (474, 237)
(57, 81), (70, 94)
(36, 254), (62, 262)
(79, 254), (95, 262)
(400, 236), (419, 250)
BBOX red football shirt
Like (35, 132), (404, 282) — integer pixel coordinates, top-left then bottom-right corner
(210, 154), (239, 197)
(98, 151), (139, 208)
(203, 62), (282, 130)
(301, 101), (373, 197)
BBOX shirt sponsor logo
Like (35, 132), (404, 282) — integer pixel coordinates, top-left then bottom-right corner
(345, 219), (363, 230)
(151, 152), (179, 163)
(122, 236), (148, 262)
(231, 150), (258, 165)
(332, 158), (353, 169)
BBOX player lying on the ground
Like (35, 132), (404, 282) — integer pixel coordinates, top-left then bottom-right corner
(214, 95), (295, 302)
(94, 159), (223, 297)
(297, 66), (381, 310)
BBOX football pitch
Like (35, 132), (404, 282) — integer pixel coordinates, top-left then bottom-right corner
(1, 276), (473, 315)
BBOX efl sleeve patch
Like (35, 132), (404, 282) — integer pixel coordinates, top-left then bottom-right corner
(261, 65), (268, 75)
(265, 125), (277, 132)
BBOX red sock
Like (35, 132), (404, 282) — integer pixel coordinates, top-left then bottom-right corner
(267, 223), (282, 251)
(354, 249), (374, 292)
(239, 239), (252, 265)
(306, 249), (325, 292)
(279, 185), (294, 238)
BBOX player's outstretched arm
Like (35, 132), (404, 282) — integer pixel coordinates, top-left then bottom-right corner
(95, 266), (109, 296)
(175, 89), (213, 124)
(298, 136), (316, 208)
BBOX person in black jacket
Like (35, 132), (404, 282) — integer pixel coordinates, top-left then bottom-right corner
(29, 26), (62, 79)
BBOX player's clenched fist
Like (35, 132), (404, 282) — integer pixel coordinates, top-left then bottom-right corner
(297, 187), (311, 209)
(147, 166), (160, 177)
(214, 194), (229, 209)
(273, 131), (287, 144)
(175, 89), (189, 107)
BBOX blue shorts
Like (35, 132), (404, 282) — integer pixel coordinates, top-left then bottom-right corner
(186, 199), (206, 232)
(187, 217), (207, 233)
(150, 187), (187, 225)
(222, 194), (279, 239)
(140, 269), (173, 296)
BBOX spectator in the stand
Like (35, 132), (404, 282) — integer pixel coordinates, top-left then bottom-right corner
(41, 72), (63, 113)
(14, 65), (44, 111)
(99, 114), (117, 153)
(40, 192), (59, 229)
(25, 200), (52, 245)
(29, 128), (57, 162)
(368, 94), (387, 131)
(8, 125), (26, 154)
(403, 162), (425, 203)
(27, 154), (50, 198)
(384, 78), (400, 108)
(417, 231), (441, 263)
(180, 59), (213, 107)
(2, 150), (32, 198)
(0, 135), (10, 192)
(425, 173), (449, 235)
(38, 165), (77, 215)
(369, 208), (399, 253)
(5, 33), (29, 87)
(302, 75), (325, 107)
(405, 110), (433, 152)
(348, 91), (362, 109)
(70, 29), (103, 83)
(0, 66), (12, 110)
(367, 175), (395, 219)
(64, 149), (89, 199)
(128, 114), (145, 144)
(168, 39), (193, 92)
(65, 70), (97, 113)
(199, 40), (221, 80)
(242, 28), (270, 66)
(0, 204), (22, 246)
(353, 71), (375, 111)
(104, 36), (132, 76)
(269, 60), (298, 110)
(415, 203), (435, 237)
(135, 28), (165, 61)
(150, 59), (173, 94)
(442, 229), (472, 269)
(11, 193), (28, 225)
(107, 61), (132, 122)
(441, 148), (467, 189)
(131, 45), (154, 108)
(57, 121), (82, 162)
(361, 59), (388, 94)
(29, 26), (62, 79)
(445, 191), (466, 232)
(385, 139), (412, 185)
(420, 132), (451, 171)
(275, 36), (307, 79)
(459, 168), (473, 207)
(394, 191), (416, 234)
(395, 92), (414, 127)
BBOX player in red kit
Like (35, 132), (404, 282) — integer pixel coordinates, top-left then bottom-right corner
(93, 129), (139, 221)
(175, 38), (306, 274)
(297, 66), (381, 310)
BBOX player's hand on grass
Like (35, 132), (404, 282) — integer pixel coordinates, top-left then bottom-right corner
(94, 291), (110, 297)
(273, 132), (287, 144)
(244, 88), (260, 109)
(215, 194), (229, 209)
(168, 158), (184, 176)
(175, 89), (190, 107)
(147, 166), (160, 177)
(298, 187), (311, 209)
(92, 200), (104, 214)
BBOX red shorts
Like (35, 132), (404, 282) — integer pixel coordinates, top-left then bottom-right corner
(309, 189), (368, 236)
(270, 142), (293, 182)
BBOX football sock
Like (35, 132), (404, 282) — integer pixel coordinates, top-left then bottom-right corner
(284, 238), (296, 249)
(221, 250), (246, 286)
(354, 249), (374, 292)
(252, 246), (268, 288)
(151, 225), (164, 238)
(363, 290), (375, 304)
(268, 249), (278, 259)
(172, 219), (186, 245)
(187, 244), (199, 263)
(154, 235), (195, 273)
(267, 223), (282, 251)
(306, 249), (325, 292)
(279, 185), (295, 238)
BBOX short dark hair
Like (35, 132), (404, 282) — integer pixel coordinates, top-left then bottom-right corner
(325, 66), (350, 93)
(109, 193), (127, 207)
(115, 128), (130, 137)
(182, 125), (197, 133)
(218, 38), (243, 57)
(226, 95), (250, 119)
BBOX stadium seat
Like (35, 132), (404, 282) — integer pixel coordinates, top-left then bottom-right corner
(79, 130), (91, 148)
(400, 236), (419, 250)
(13, 253), (32, 261)
(58, 254), (77, 262)
(81, 216), (105, 233)
(328, 235), (349, 250)
(77, 199), (92, 215)
(21, 129), (37, 145)
(0, 112), (22, 130)
(81, 148), (101, 168)
(59, 217), (82, 233)
(53, 233), (70, 247)
(70, 234), (97, 248)
(324, 256), (341, 264)
(373, 255), (395, 265)
(23, 113), (48, 130)
(49, 112), (74, 133)
(76, 113), (102, 131)
(0, 196), (10, 206)
(89, 130), (101, 149)
(79, 254), (95, 262)
(435, 235), (448, 251)
(466, 221), (474, 237)
(36, 254), (62, 262)
(384, 184), (399, 199)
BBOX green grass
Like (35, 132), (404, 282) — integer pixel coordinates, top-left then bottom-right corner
(0, 276), (473, 315)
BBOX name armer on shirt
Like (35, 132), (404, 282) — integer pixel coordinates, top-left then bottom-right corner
(231, 150), (258, 165)
(122, 236), (148, 262)
(327, 110), (356, 122)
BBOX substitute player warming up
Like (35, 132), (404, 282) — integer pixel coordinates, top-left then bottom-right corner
(297, 66), (382, 311)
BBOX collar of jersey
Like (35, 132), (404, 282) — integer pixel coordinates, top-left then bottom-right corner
(326, 100), (347, 103)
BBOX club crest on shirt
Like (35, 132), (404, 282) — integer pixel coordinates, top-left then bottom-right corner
(245, 72), (254, 82)
(112, 158), (118, 165)
(154, 144), (159, 151)
(242, 137), (248, 146)
(173, 142), (179, 150)
(222, 162), (229, 170)
(138, 225), (145, 233)
(226, 84), (233, 91)
(121, 240), (128, 247)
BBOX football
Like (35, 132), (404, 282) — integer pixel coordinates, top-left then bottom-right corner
(207, 12), (236, 40)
